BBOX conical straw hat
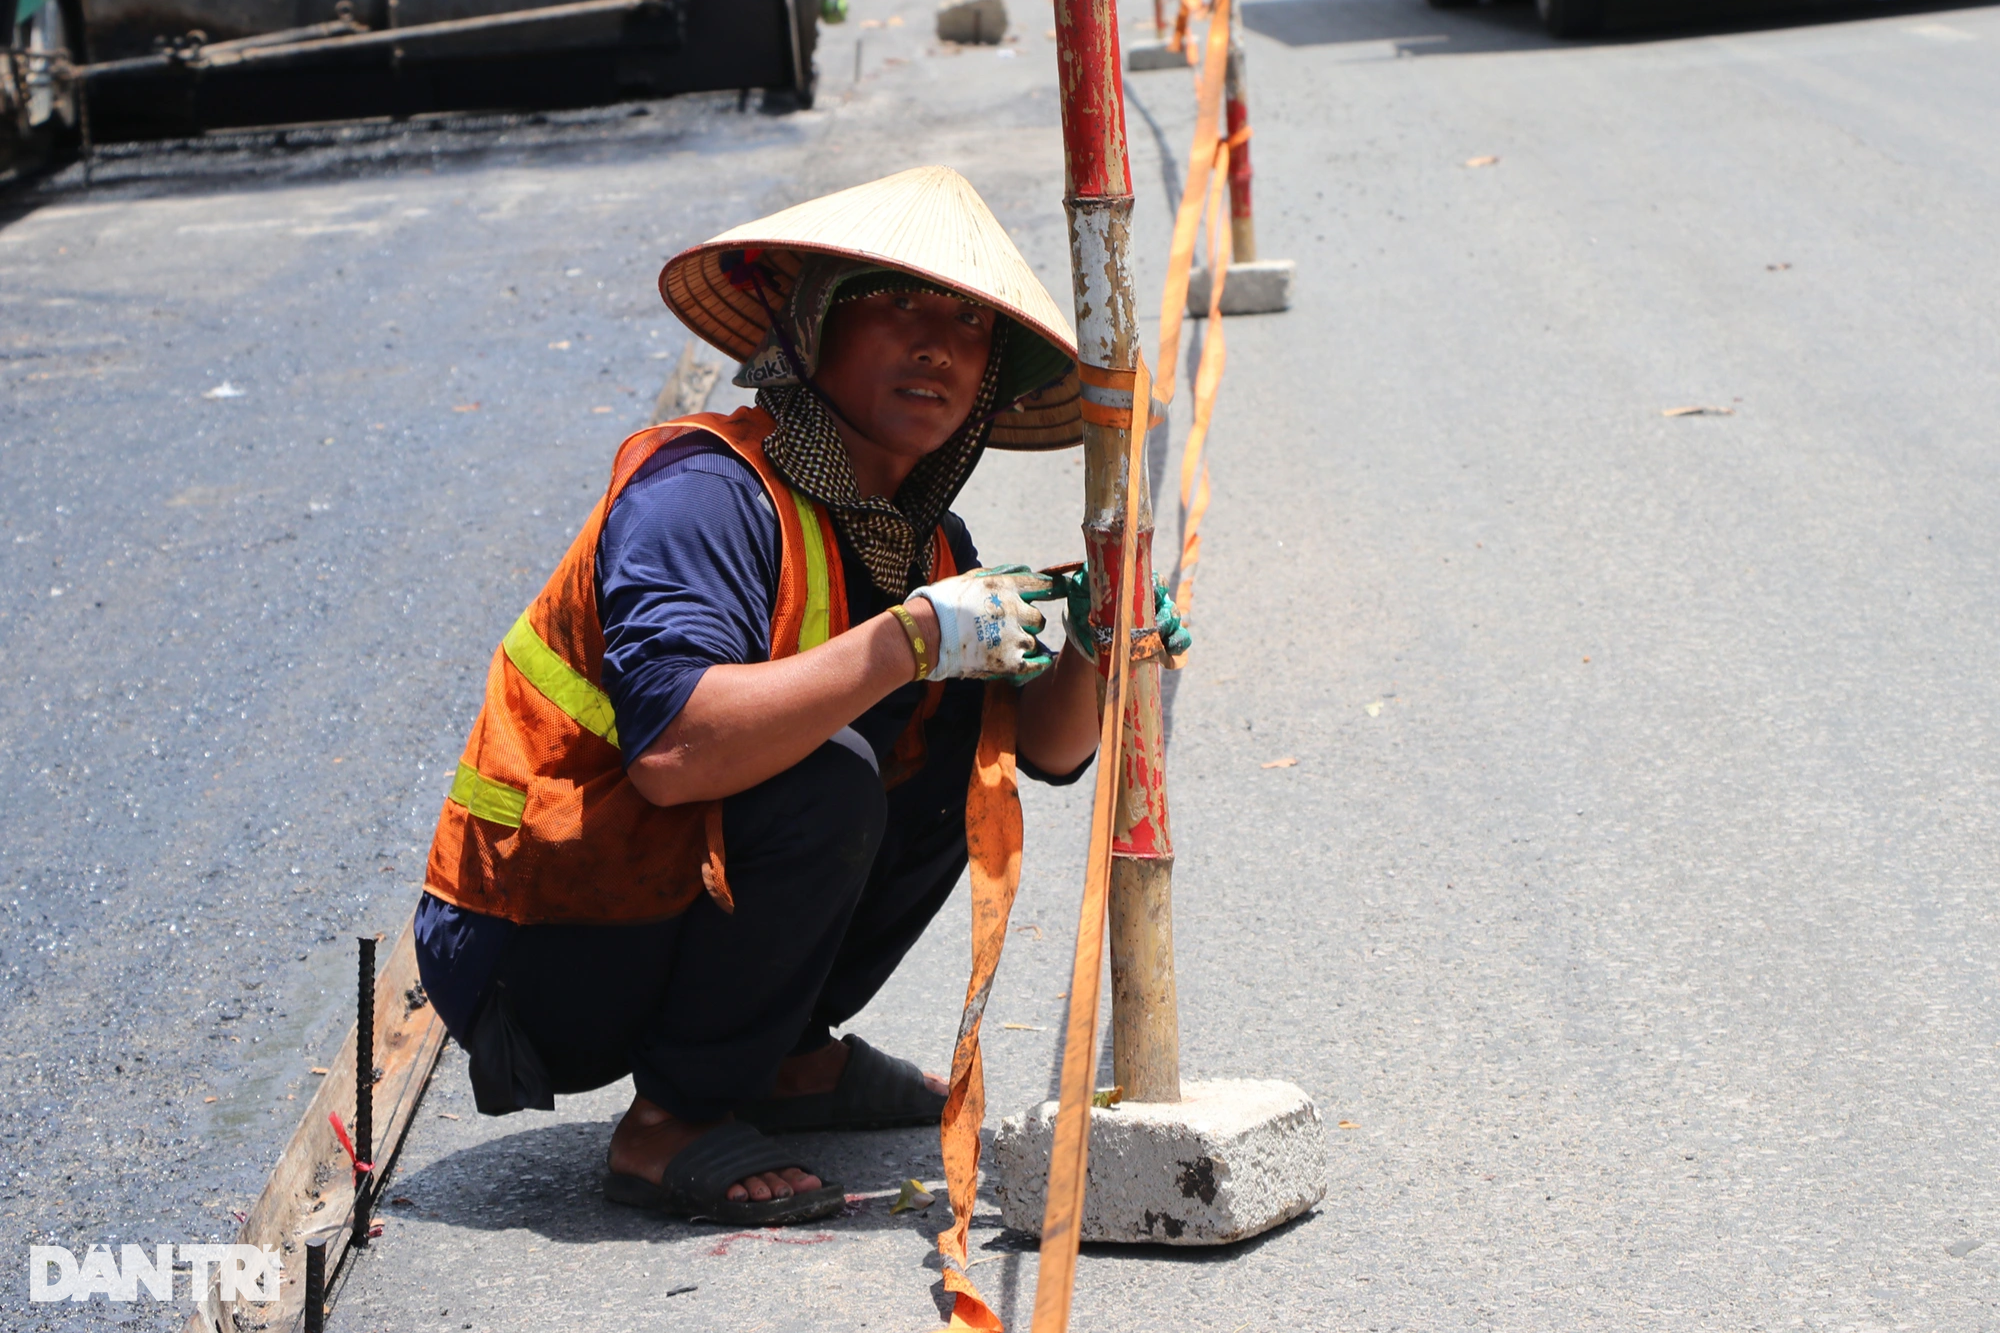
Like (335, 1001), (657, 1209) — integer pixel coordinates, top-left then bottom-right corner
(659, 165), (1082, 451)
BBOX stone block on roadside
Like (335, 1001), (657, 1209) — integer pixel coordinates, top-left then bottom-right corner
(1127, 40), (1192, 71)
(989, 1079), (1326, 1245)
(1187, 259), (1295, 316)
(936, 0), (1006, 43)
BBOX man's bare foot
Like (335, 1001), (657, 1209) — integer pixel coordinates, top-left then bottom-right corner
(609, 1096), (820, 1204)
(771, 1038), (947, 1099)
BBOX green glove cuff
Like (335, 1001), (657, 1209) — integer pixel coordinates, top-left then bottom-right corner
(1153, 577), (1192, 658)
(1054, 566), (1097, 663)
(1044, 564), (1193, 662)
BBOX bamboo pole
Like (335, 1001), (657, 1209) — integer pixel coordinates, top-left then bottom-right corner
(1224, 0), (1256, 263)
(1052, 0), (1182, 1107)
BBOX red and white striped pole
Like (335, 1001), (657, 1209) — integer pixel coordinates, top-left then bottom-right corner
(1052, 0), (1182, 1107)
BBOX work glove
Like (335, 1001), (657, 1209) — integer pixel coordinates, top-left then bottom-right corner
(1046, 563), (1193, 663)
(1154, 578), (1192, 658)
(906, 565), (1057, 681)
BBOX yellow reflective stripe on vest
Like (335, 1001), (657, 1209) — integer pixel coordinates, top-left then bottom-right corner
(450, 761), (526, 828)
(790, 491), (833, 652)
(503, 612), (620, 748)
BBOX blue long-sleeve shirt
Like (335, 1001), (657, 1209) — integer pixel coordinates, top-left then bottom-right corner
(416, 434), (1085, 1042)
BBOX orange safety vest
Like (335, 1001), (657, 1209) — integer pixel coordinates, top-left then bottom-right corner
(423, 405), (1002, 926)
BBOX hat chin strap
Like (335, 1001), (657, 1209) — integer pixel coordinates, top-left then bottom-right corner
(735, 259), (873, 441)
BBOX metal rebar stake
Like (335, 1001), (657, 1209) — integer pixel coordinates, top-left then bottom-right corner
(303, 1235), (328, 1333)
(352, 935), (376, 1247)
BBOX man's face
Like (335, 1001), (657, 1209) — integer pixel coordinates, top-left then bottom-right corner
(816, 289), (996, 466)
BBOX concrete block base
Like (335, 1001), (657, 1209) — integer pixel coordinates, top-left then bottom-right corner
(1187, 259), (1295, 316)
(1126, 40), (1192, 71)
(989, 1079), (1325, 1246)
(936, 0), (1006, 43)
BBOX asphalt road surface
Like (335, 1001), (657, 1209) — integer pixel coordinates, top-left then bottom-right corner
(4, 0), (1998, 1328)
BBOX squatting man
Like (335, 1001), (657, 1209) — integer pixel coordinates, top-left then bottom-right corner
(413, 167), (1189, 1224)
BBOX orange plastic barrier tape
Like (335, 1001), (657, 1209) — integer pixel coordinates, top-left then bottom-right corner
(1153, 1), (1236, 664)
(1171, 147), (1233, 642)
(1076, 364), (1137, 389)
(1080, 400), (1136, 429)
(1028, 351), (1152, 1333)
(1168, 0), (1209, 55)
(935, 682), (1022, 1332)
(1078, 363), (1165, 431)
(1153, 0), (1233, 405)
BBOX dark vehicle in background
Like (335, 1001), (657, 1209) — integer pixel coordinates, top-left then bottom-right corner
(1427, 0), (1623, 38)
(3, 0), (85, 176)
(3, 0), (824, 177)
(1430, 0), (1875, 39)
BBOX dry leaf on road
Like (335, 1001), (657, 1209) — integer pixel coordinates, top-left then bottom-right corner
(1663, 405), (1735, 417)
(890, 1179), (936, 1214)
(1464, 155), (1499, 167)
(1261, 756), (1298, 768)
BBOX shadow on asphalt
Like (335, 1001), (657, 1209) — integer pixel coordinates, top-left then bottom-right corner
(979, 1200), (1325, 1260)
(1242, 0), (1997, 53)
(377, 1114), (964, 1242)
(931, 1202), (1325, 1326)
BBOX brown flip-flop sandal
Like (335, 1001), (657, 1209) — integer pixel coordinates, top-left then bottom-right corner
(603, 1120), (844, 1225)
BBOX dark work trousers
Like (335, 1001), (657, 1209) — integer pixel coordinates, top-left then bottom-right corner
(421, 716), (982, 1122)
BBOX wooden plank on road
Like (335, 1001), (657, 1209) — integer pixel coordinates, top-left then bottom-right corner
(185, 915), (446, 1333)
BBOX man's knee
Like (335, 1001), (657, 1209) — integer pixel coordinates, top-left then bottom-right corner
(723, 739), (888, 893)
